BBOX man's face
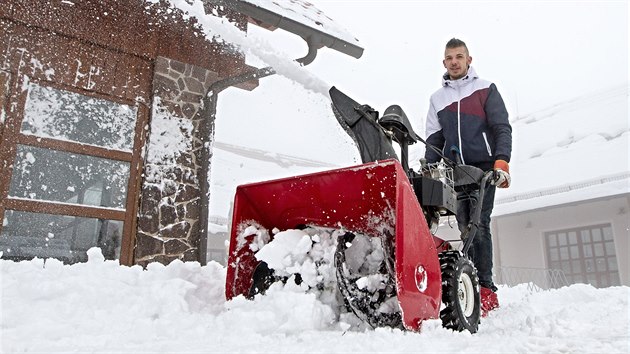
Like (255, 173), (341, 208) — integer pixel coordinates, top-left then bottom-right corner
(443, 46), (472, 80)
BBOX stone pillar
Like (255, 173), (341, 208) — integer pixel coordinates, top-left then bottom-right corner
(135, 56), (219, 266)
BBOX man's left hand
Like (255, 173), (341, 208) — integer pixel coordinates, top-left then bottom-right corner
(493, 160), (511, 188)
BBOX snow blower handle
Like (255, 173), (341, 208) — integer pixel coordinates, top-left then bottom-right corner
(461, 170), (495, 255)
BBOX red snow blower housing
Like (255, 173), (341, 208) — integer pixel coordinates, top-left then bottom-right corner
(225, 87), (493, 333)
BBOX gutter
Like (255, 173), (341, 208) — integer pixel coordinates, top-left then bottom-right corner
(206, 0), (364, 64)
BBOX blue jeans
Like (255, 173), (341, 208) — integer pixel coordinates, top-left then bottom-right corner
(456, 184), (496, 289)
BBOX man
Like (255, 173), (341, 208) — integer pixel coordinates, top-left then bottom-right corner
(424, 38), (512, 315)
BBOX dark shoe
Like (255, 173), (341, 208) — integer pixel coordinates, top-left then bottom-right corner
(480, 286), (499, 317)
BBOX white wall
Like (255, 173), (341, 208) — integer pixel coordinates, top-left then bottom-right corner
(492, 194), (630, 286)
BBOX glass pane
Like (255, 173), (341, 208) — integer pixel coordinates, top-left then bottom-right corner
(602, 226), (613, 241)
(586, 274), (597, 286)
(571, 273), (585, 285)
(558, 232), (567, 246)
(549, 247), (559, 261)
(548, 234), (557, 247)
(9, 145), (129, 209)
(594, 243), (605, 257)
(607, 257), (618, 272)
(583, 244), (593, 258)
(570, 245), (579, 259)
(585, 259), (594, 273)
(596, 258), (607, 272)
(559, 247), (569, 260)
(0, 210), (122, 263)
(571, 260), (582, 274)
(561, 260), (571, 274)
(21, 83), (137, 151)
(580, 230), (591, 243)
(605, 241), (616, 256)
(592, 228), (602, 242)
(568, 231), (577, 244)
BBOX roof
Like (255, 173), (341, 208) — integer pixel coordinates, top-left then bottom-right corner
(209, 0), (363, 60)
(493, 84), (629, 216)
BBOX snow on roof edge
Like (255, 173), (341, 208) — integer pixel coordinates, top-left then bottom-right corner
(223, 0), (363, 58)
(493, 175), (630, 217)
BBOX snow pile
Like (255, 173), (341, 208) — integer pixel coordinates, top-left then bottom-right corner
(247, 227), (348, 327)
(243, 226), (399, 327)
(253, 228), (336, 285)
(1, 248), (629, 352)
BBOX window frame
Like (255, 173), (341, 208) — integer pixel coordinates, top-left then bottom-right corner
(544, 223), (620, 288)
(0, 75), (149, 265)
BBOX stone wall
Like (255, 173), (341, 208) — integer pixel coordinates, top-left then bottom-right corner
(135, 56), (220, 266)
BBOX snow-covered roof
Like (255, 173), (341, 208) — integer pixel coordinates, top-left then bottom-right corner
(493, 84), (629, 216)
(212, 0), (363, 60)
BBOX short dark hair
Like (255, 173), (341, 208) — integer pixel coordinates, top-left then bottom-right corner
(446, 38), (468, 54)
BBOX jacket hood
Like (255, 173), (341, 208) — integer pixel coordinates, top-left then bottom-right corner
(442, 66), (479, 88)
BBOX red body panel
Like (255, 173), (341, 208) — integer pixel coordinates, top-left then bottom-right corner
(225, 159), (441, 331)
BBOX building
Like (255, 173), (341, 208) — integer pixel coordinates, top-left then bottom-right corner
(0, 0), (362, 267)
(491, 85), (629, 288)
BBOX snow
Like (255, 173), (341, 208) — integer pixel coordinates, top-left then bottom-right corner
(1, 247), (628, 352)
(240, 0), (361, 46)
(21, 82), (137, 151)
(146, 97), (194, 164)
(2, 1), (629, 352)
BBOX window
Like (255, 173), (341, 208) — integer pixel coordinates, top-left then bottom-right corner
(1, 210), (122, 263)
(545, 224), (620, 287)
(0, 80), (145, 264)
(21, 83), (137, 150)
(9, 145), (130, 208)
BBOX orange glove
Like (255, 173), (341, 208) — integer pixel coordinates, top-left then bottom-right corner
(493, 160), (511, 188)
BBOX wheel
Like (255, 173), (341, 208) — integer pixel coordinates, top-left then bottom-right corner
(439, 251), (480, 333)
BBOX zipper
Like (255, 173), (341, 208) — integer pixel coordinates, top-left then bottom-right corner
(482, 132), (492, 156)
(457, 91), (466, 164)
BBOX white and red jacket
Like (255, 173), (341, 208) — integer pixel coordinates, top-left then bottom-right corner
(425, 66), (512, 171)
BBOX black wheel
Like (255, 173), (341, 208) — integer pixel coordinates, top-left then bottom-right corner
(247, 261), (303, 299)
(439, 251), (480, 333)
(247, 261), (276, 299)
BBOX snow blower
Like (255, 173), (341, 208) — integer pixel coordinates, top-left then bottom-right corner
(225, 87), (494, 333)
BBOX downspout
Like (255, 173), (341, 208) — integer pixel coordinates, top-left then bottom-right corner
(196, 41), (319, 265)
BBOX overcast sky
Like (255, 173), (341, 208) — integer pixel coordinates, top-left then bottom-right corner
(308, 1), (629, 124)
(216, 1), (627, 160)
